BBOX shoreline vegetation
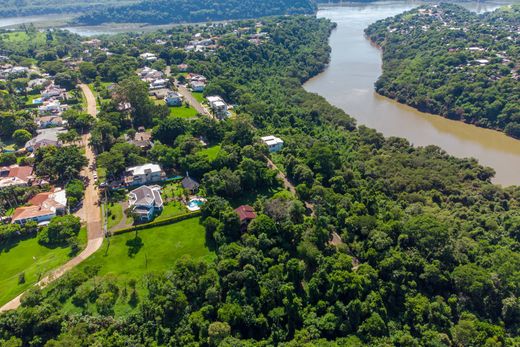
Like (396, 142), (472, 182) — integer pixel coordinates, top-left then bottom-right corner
(365, 3), (520, 139)
(0, 4), (519, 346)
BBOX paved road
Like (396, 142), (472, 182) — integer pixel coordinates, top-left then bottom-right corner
(0, 84), (103, 312)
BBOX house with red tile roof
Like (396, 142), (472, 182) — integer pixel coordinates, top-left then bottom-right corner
(235, 205), (257, 231)
(0, 165), (34, 189)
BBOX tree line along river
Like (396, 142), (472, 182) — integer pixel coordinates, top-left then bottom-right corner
(304, 0), (520, 186)
(1, 1), (519, 186)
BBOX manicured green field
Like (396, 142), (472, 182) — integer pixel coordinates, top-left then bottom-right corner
(81, 217), (212, 279)
(0, 228), (87, 306)
(59, 218), (213, 316)
(156, 201), (186, 221)
(169, 105), (198, 118)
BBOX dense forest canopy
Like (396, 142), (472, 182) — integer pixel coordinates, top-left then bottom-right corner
(0, 11), (519, 346)
(365, 4), (520, 138)
(0, 0), (138, 18)
(75, 0), (317, 25)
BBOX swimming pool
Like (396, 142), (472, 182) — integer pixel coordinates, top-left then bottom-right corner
(187, 198), (207, 211)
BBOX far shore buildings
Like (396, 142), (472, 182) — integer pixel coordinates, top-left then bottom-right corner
(139, 52), (158, 62)
(128, 185), (163, 222)
(261, 135), (284, 153)
(124, 163), (165, 186)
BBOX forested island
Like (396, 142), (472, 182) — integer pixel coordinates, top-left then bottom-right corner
(75, 0), (317, 25)
(365, 4), (520, 138)
(0, 10), (519, 346)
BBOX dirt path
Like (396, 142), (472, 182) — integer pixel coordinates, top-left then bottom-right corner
(265, 157), (315, 213)
(0, 84), (103, 312)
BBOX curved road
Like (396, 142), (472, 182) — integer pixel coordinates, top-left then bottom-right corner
(0, 84), (103, 312)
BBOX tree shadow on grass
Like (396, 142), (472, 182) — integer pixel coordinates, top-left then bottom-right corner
(126, 235), (144, 258)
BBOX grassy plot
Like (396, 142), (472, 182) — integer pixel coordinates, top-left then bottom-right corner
(0, 228), (87, 306)
(106, 203), (124, 230)
(82, 218), (211, 277)
(192, 91), (205, 103)
(60, 217), (214, 316)
(169, 105), (198, 118)
(156, 201), (186, 221)
(199, 145), (221, 161)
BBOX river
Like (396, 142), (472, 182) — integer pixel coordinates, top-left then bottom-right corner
(304, 1), (520, 186)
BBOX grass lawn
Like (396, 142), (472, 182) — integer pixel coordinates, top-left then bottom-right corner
(106, 203), (124, 230)
(169, 105), (198, 119)
(61, 217), (214, 316)
(1, 32), (46, 51)
(161, 182), (184, 199)
(192, 92), (204, 103)
(199, 145), (221, 161)
(156, 201), (186, 221)
(0, 228), (87, 307)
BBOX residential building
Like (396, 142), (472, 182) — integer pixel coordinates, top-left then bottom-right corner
(261, 136), (284, 152)
(235, 205), (257, 231)
(140, 52), (158, 62)
(11, 205), (55, 225)
(36, 115), (65, 128)
(126, 130), (153, 149)
(125, 163), (164, 186)
(28, 188), (67, 215)
(190, 81), (206, 92)
(41, 84), (66, 100)
(149, 79), (169, 90)
(177, 64), (189, 72)
(206, 96), (228, 119)
(165, 91), (183, 106)
(181, 175), (200, 194)
(128, 185), (163, 222)
(25, 127), (65, 151)
(38, 100), (63, 115)
(0, 165), (34, 189)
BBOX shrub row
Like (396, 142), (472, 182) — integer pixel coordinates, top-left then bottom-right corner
(112, 211), (201, 235)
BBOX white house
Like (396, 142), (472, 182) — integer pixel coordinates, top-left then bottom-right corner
(38, 100), (63, 115)
(140, 52), (158, 62)
(128, 185), (163, 222)
(11, 205), (55, 225)
(125, 163), (164, 186)
(261, 136), (284, 153)
(149, 79), (169, 90)
(206, 96), (228, 119)
(190, 81), (206, 92)
(165, 91), (183, 106)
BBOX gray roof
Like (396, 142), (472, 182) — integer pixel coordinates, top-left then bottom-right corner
(25, 127), (65, 149)
(129, 185), (163, 207)
(181, 176), (199, 190)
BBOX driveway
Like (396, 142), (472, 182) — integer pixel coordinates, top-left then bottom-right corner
(0, 84), (103, 312)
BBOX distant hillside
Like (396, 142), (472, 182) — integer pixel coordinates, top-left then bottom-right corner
(0, 0), (138, 18)
(75, 0), (317, 25)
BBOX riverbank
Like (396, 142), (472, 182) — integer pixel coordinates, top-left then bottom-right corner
(365, 34), (518, 141)
(304, 1), (520, 186)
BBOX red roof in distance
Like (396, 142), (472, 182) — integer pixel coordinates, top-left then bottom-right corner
(235, 205), (257, 223)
